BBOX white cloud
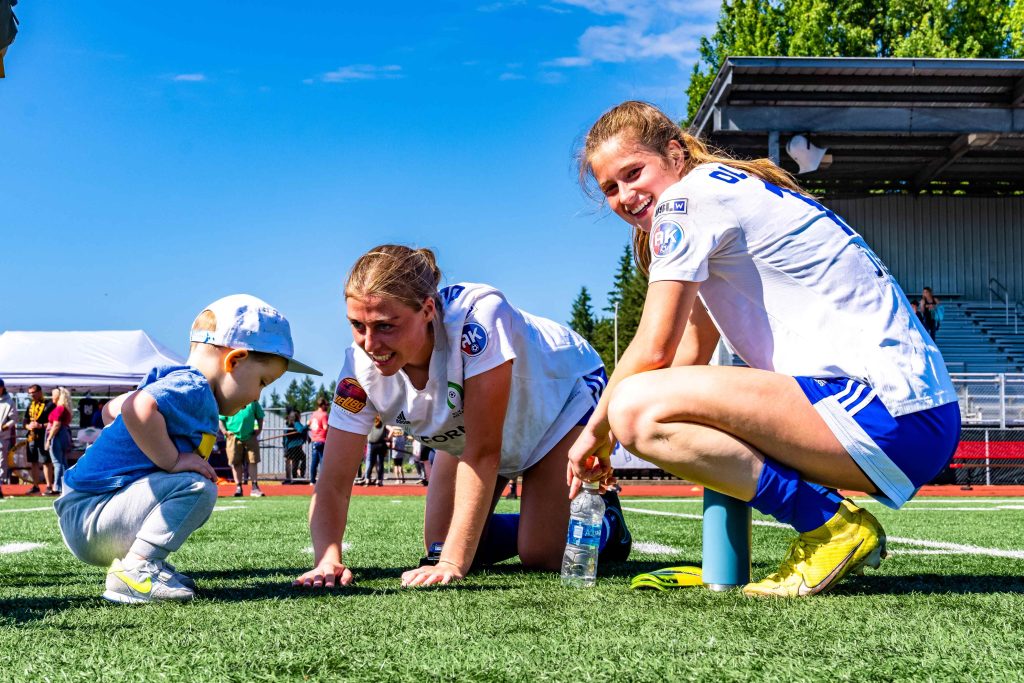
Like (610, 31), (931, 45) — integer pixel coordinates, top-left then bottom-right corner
(547, 0), (719, 68)
(172, 73), (207, 82)
(499, 72), (526, 81)
(317, 64), (403, 84)
(544, 56), (593, 67)
(478, 0), (526, 11)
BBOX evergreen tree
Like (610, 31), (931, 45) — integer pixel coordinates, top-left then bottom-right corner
(283, 378), (303, 412)
(298, 376), (317, 412)
(268, 388), (283, 410)
(568, 286), (598, 341)
(605, 244), (648, 354)
(687, 0), (1022, 121)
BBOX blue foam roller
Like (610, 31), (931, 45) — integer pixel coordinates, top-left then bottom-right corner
(702, 488), (752, 591)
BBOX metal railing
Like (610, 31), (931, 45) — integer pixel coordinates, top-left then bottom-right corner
(951, 373), (1024, 428)
(988, 277), (1024, 333)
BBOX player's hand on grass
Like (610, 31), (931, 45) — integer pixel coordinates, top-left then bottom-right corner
(566, 427), (615, 498)
(400, 561), (464, 588)
(294, 560), (354, 589)
(170, 452), (218, 482)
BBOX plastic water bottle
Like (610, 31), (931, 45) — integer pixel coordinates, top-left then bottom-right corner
(560, 482), (606, 587)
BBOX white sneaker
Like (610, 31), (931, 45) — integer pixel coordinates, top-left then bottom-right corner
(250, 487), (265, 498)
(159, 559), (197, 590)
(103, 558), (195, 604)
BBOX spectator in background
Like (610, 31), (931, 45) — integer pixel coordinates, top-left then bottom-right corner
(0, 378), (15, 497)
(220, 400), (265, 497)
(77, 392), (99, 428)
(390, 428), (407, 484)
(911, 299), (925, 327)
(411, 439), (428, 485)
(92, 399), (110, 428)
(307, 398), (329, 484)
(45, 386), (73, 495)
(23, 384), (54, 495)
(921, 287), (942, 340)
(283, 408), (308, 484)
(364, 416), (388, 487)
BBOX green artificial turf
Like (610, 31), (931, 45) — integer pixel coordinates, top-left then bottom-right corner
(2, 494), (1023, 682)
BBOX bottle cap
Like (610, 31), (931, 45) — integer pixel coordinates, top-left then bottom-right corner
(582, 481), (600, 491)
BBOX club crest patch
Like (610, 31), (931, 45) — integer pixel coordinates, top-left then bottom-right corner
(333, 377), (367, 413)
(652, 220), (683, 258)
(461, 322), (488, 356)
(447, 382), (463, 412)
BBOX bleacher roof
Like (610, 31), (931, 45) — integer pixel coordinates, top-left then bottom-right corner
(689, 57), (1024, 196)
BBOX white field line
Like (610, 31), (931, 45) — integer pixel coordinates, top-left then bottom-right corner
(212, 505), (248, 512)
(622, 506), (1024, 560)
(0, 542), (46, 554)
(633, 541), (683, 555)
(0, 507), (54, 514)
(303, 542), (351, 553)
(624, 498), (1024, 506)
(905, 505), (1024, 511)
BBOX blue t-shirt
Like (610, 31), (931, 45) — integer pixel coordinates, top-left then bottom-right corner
(64, 365), (219, 494)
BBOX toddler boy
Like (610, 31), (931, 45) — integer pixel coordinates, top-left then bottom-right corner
(56, 294), (320, 604)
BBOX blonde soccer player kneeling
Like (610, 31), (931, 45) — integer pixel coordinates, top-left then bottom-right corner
(294, 245), (632, 589)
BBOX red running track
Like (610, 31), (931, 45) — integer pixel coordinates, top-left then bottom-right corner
(3, 483), (1022, 498)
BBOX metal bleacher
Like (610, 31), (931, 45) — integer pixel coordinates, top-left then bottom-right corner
(936, 300), (1024, 375)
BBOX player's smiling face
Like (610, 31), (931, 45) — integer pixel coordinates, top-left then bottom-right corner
(347, 294), (435, 377)
(590, 134), (686, 233)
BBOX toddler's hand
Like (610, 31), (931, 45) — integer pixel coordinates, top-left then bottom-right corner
(170, 451), (217, 482)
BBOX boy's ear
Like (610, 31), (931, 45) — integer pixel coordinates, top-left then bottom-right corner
(223, 348), (249, 373)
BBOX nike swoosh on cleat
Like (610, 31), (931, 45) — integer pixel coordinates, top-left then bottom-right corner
(115, 571), (153, 595)
(798, 540), (863, 597)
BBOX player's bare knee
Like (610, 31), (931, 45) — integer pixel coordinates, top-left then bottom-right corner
(607, 375), (650, 450)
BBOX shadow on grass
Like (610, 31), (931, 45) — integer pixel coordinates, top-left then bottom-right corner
(842, 573), (1024, 596)
(0, 596), (107, 626)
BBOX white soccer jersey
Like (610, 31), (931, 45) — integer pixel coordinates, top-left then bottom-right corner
(328, 283), (605, 475)
(647, 163), (956, 417)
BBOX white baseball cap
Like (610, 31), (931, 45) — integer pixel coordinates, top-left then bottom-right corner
(189, 294), (322, 376)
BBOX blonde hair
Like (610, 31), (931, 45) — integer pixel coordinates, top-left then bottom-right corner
(54, 387), (72, 411)
(345, 244), (443, 312)
(579, 100), (805, 275)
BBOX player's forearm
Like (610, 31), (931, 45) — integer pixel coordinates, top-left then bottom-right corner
(309, 485), (350, 565)
(441, 450), (499, 572)
(120, 393), (179, 471)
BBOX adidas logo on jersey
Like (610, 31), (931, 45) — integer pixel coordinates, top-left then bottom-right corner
(395, 411), (410, 425)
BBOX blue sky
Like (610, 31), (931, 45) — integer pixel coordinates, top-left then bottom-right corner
(3, 1), (720, 393)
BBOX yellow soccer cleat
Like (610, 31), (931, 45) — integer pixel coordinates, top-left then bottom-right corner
(743, 499), (886, 598)
(630, 566), (703, 591)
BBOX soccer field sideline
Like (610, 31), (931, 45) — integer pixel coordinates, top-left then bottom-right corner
(3, 495), (1023, 561)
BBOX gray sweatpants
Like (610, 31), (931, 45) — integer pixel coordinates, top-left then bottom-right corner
(56, 471), (218, 567)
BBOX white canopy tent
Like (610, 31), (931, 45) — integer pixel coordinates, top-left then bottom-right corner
(0, 330), (185, 393)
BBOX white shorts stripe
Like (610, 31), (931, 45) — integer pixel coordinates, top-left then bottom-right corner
(834, 379), (857, 404)
(814, 394), (916, 508)
(838, 382), (867, 409)
(847, 389), (878, 418)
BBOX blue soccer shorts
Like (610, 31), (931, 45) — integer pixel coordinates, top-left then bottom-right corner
(795, 376), (961, 508)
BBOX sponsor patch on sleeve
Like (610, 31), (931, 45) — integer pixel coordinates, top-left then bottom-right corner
(461, 322), (488, 356)
(333, 377), (368, 413)
(651, 220), (684, 258)
(654, 198), (688, 218)
(197, 432), (216, 460)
